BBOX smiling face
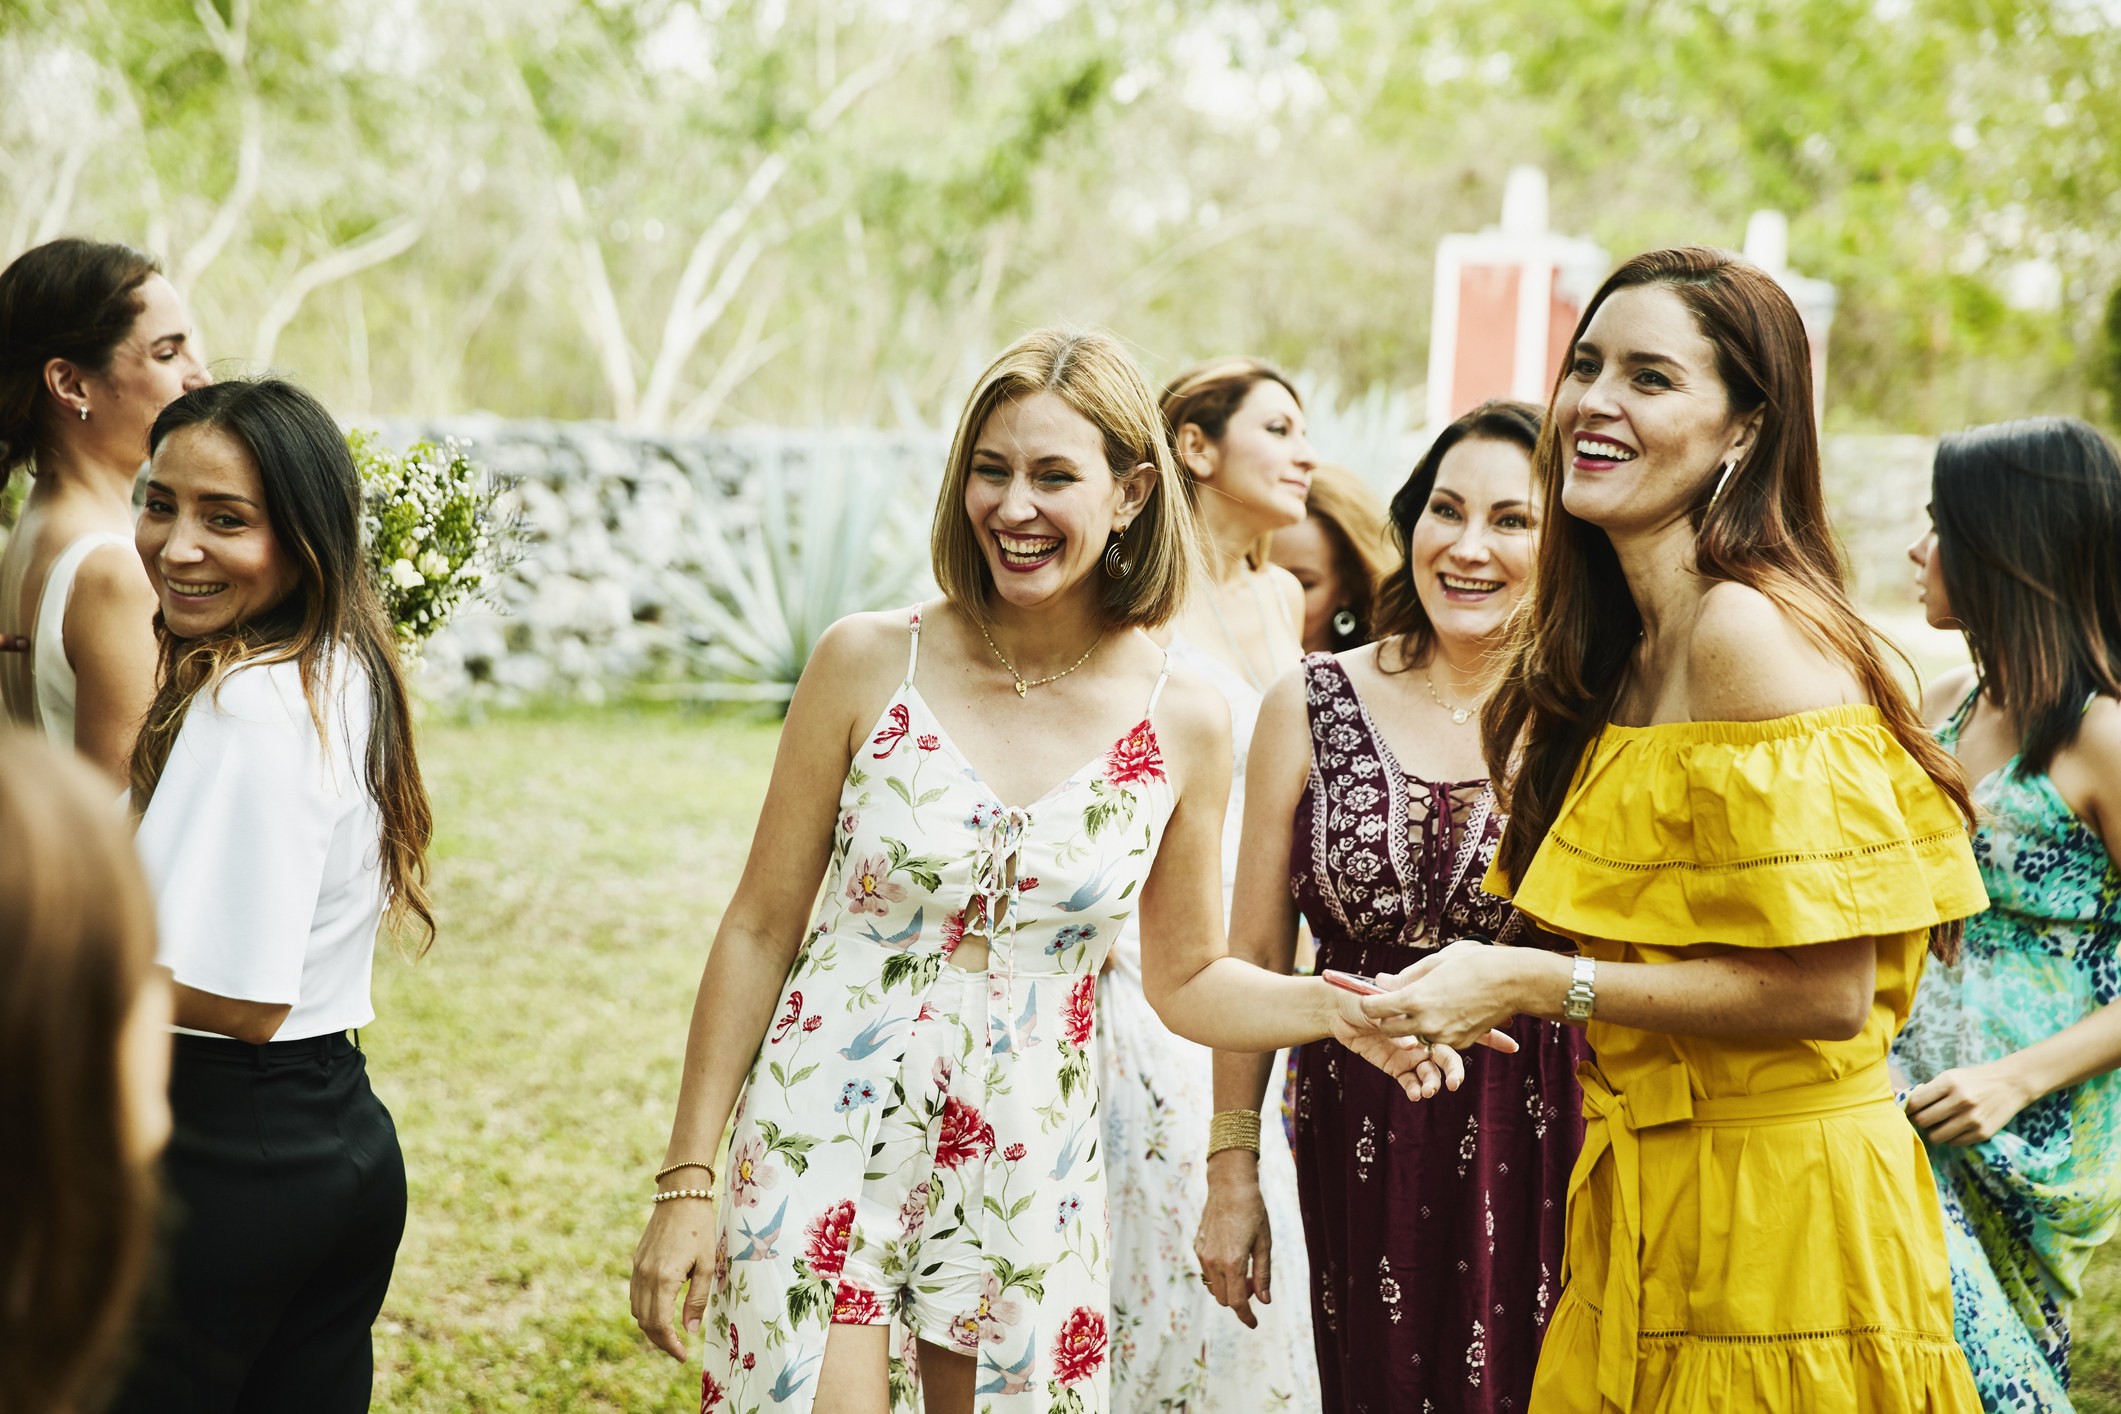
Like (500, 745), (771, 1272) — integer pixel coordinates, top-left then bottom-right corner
(1407, 435), (1539, 647)
(1179, 378), (1316, 534)
(67, 273), (211, 464)
(963, 391), (1149, 613)
(1554, 283), (1760, 537)
(1908, 513), (1954, 627)
(136, 424), (302, 638)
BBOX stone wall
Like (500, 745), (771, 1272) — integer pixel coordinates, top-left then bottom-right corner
(365, 419), (1949, 703)
(366, 417), (945, 703)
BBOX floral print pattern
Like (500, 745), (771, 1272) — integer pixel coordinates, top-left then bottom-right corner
(705, 609), (1176, 1414)
(1289, 654), (1585, 1414)
(1098, 630), (1318, 1414)
(1894, 693), (2121, 1413)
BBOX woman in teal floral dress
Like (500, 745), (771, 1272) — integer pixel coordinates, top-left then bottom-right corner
(1893, 417), (2121, 1413)
(628, 329), (1437, 1414)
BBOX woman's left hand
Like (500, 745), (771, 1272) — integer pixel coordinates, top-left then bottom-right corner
(1905, 1061), (2036, 1146)
(1359, 939), (1525, 1052)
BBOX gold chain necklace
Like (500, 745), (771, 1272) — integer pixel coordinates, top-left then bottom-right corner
(979, 620), (1105, 697)
(1425, 667), (1484, 726)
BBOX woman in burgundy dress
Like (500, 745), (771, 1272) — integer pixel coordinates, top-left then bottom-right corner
(1196, 401), (1588, 1413)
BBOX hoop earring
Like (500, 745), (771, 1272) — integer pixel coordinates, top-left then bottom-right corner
(1707, 457), (1738, 511)
(1331, 607), (1357, 638)
(1103, 525), (1133, 580)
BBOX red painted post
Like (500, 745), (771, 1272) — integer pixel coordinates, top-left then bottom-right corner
(1425, 168), (1608, 429)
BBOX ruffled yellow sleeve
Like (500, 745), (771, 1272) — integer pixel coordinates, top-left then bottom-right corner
(1485, 705), (1986, 948)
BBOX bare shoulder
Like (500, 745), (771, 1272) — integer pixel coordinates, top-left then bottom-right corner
(806, 604), (921, 684)
(1686, 580), (1865, 721)
(2072, 696), (2121, 777)
(1918, 663), (1980, 731)
(67, 538), (157, 610)
(1149, 667), (1233, 776)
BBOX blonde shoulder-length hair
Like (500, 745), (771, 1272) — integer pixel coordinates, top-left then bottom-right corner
(931, 328), (1201, 630)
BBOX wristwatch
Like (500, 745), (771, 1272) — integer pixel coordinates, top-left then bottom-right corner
(1563, 955), (1597, 1024)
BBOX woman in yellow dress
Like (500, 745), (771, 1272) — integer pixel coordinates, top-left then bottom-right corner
(1353, 246), (1988, 1411)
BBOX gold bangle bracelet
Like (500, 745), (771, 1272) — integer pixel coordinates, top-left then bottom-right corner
(655, 1160), (717, 1186)
(1206, 1109), (1262, 1159)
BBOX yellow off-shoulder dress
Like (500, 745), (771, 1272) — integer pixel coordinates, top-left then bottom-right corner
(1487, 707), (1989, 1413)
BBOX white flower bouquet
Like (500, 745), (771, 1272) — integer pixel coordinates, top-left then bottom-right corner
(349, 430), (515, 653)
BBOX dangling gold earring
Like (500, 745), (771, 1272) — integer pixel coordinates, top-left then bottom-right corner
(1103, 523), (1133, 579)
(1708, 457), (1739, 511)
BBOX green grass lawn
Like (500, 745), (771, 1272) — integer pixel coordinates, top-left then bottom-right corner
(370, 704), (2121, 1410)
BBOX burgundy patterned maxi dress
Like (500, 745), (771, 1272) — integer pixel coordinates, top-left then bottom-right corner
(1289, 655), (1587, 1414)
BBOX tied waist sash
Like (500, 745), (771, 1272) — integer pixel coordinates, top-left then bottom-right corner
(1567, 1057), (1894, 1410)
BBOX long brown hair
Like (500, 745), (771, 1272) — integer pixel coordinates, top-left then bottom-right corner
(0, 734), (161, 1414)
(1483, 248), (1972, 944)
(128, 378), (435, 951)
(1933, 417), (2121, 775)
(1373, 399), (1543, 671)
(1160, 357), (1304, 571)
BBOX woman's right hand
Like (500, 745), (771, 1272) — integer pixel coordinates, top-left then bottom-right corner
(631, 1196), (720, 1362)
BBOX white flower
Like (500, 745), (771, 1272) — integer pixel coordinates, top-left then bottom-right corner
(389, 558), (427, 589)
(418, 549), (451, 579)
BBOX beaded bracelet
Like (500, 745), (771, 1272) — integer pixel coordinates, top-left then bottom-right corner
(1206, 1108), (1262, 1159)
(653, 1187), (715, 1203)
(655, 1159), (717, 1185)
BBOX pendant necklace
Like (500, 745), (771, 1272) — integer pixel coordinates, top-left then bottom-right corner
(1425, 666), (1485, 726)
(980, 620), (1105, 697)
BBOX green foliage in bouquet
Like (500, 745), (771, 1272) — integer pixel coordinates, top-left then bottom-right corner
(349, 430), (514, 653)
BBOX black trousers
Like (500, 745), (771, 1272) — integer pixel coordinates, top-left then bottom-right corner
(111, 1032), (407, 1414)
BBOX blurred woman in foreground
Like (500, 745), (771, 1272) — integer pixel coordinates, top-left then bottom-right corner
(1268, 463), (1392, 655)
(1894, 418), (2121, 1413)
(0, 734), (172, 1414)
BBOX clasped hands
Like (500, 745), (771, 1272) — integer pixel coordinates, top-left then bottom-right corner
(1324, 938), (1524, 1102)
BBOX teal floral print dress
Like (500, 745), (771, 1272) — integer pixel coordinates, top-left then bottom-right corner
(1893, 691), (2121, 1413)
(702, 609), (1177, 1414)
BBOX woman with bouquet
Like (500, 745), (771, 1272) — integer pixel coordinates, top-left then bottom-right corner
(109, 377), (433, 1412)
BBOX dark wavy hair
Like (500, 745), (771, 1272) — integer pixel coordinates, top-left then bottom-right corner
(0, 238), (160, 494)
(1373, 399), (1543, 673)
(1932, 417), (2121, 775)
(1482, 248), (1971, 958)
(0, 733), (161, 1414)
(128, 377), (435, 951)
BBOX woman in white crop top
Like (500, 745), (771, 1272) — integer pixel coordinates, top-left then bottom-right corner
(0, 237), (210, 782)
(108, 376), (434, 1414)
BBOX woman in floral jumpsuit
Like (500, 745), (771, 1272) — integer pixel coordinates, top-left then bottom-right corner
(630, 328), (1432, 1414)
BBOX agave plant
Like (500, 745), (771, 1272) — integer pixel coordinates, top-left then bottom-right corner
(654, 433), (938, 701)
(1293, 372), (1422, 500)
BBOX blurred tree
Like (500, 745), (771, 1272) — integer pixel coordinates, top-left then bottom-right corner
(0, 0), (2111, 431)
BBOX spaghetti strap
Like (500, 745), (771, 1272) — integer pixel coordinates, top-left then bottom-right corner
(1145, 649), (1173, 717)
(904, 607), (922, 687)
(1942, 683), (1980, 746)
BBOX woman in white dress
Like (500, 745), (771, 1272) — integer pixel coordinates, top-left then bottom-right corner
(0, 238), (210, 781)
(1098, 357), (1321, 1413)
(109, 377), (433, 1413)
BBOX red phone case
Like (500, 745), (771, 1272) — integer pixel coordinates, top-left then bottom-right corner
(1322, 969), (1387, 996)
